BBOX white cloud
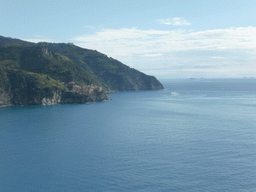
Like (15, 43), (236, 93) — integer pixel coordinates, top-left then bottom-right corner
(211, 56), (226, 59)
(72, 26), (256, 78)
(156, 17), (191, 26)
(73, 27), (256, 58)
(142, 53), (163, 58)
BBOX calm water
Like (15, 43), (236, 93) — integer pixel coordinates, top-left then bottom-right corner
(1, 79), (256, 191)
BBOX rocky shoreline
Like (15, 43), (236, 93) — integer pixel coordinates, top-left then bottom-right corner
(0, 84), (108, 107)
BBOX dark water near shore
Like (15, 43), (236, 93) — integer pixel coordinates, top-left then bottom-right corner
(1, 79), (256, 191)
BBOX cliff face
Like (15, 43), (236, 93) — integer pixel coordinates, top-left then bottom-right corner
(0, 92), (10, 106)
(60, 91), (108, 104)
(0, 67), (66, 106)
(0, 67), (108, 106)
(40, 91), (62, 105)
(0, 89), (107, 107)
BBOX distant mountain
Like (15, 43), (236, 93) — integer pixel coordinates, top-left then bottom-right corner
(0, 35), (163, 106)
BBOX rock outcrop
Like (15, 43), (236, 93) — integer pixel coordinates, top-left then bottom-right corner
(0, 92), (11, 106)
(60, 91), (108, 104)
(41, 91), (62, 105)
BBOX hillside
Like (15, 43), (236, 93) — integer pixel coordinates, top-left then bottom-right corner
(0, 44), (101, 86)
(0, 35), (163, 106)
(39, 42), (164, 91)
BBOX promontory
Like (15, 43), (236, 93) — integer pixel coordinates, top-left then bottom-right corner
(0, 35), (164, 106)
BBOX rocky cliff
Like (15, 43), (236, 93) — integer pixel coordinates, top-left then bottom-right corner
(60, 91), (108, 104)
(0, 67), (64, 106)
(0, 67), (108, 107)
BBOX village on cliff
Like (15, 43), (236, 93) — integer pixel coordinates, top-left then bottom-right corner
(64, 82), (103, 95)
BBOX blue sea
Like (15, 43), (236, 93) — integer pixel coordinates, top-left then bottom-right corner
(1, 79), (256, 191)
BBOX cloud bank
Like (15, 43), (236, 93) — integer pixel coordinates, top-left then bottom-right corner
(73, 26), (256, 78)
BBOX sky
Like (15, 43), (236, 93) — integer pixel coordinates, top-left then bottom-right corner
(1, 0), (256, 79)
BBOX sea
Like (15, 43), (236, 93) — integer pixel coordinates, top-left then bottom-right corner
(1, 79), (256, 192)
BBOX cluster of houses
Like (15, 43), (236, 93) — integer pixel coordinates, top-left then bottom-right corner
(64, 82), (103, 95)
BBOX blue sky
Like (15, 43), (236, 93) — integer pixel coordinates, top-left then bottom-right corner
(1, 0), (256, 78)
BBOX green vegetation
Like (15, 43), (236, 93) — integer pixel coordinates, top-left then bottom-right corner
(0, 35), (163, 106)
(0, 45), (99, 86)
(40, 42), (164, 91)
(0, 66), (66, 105)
